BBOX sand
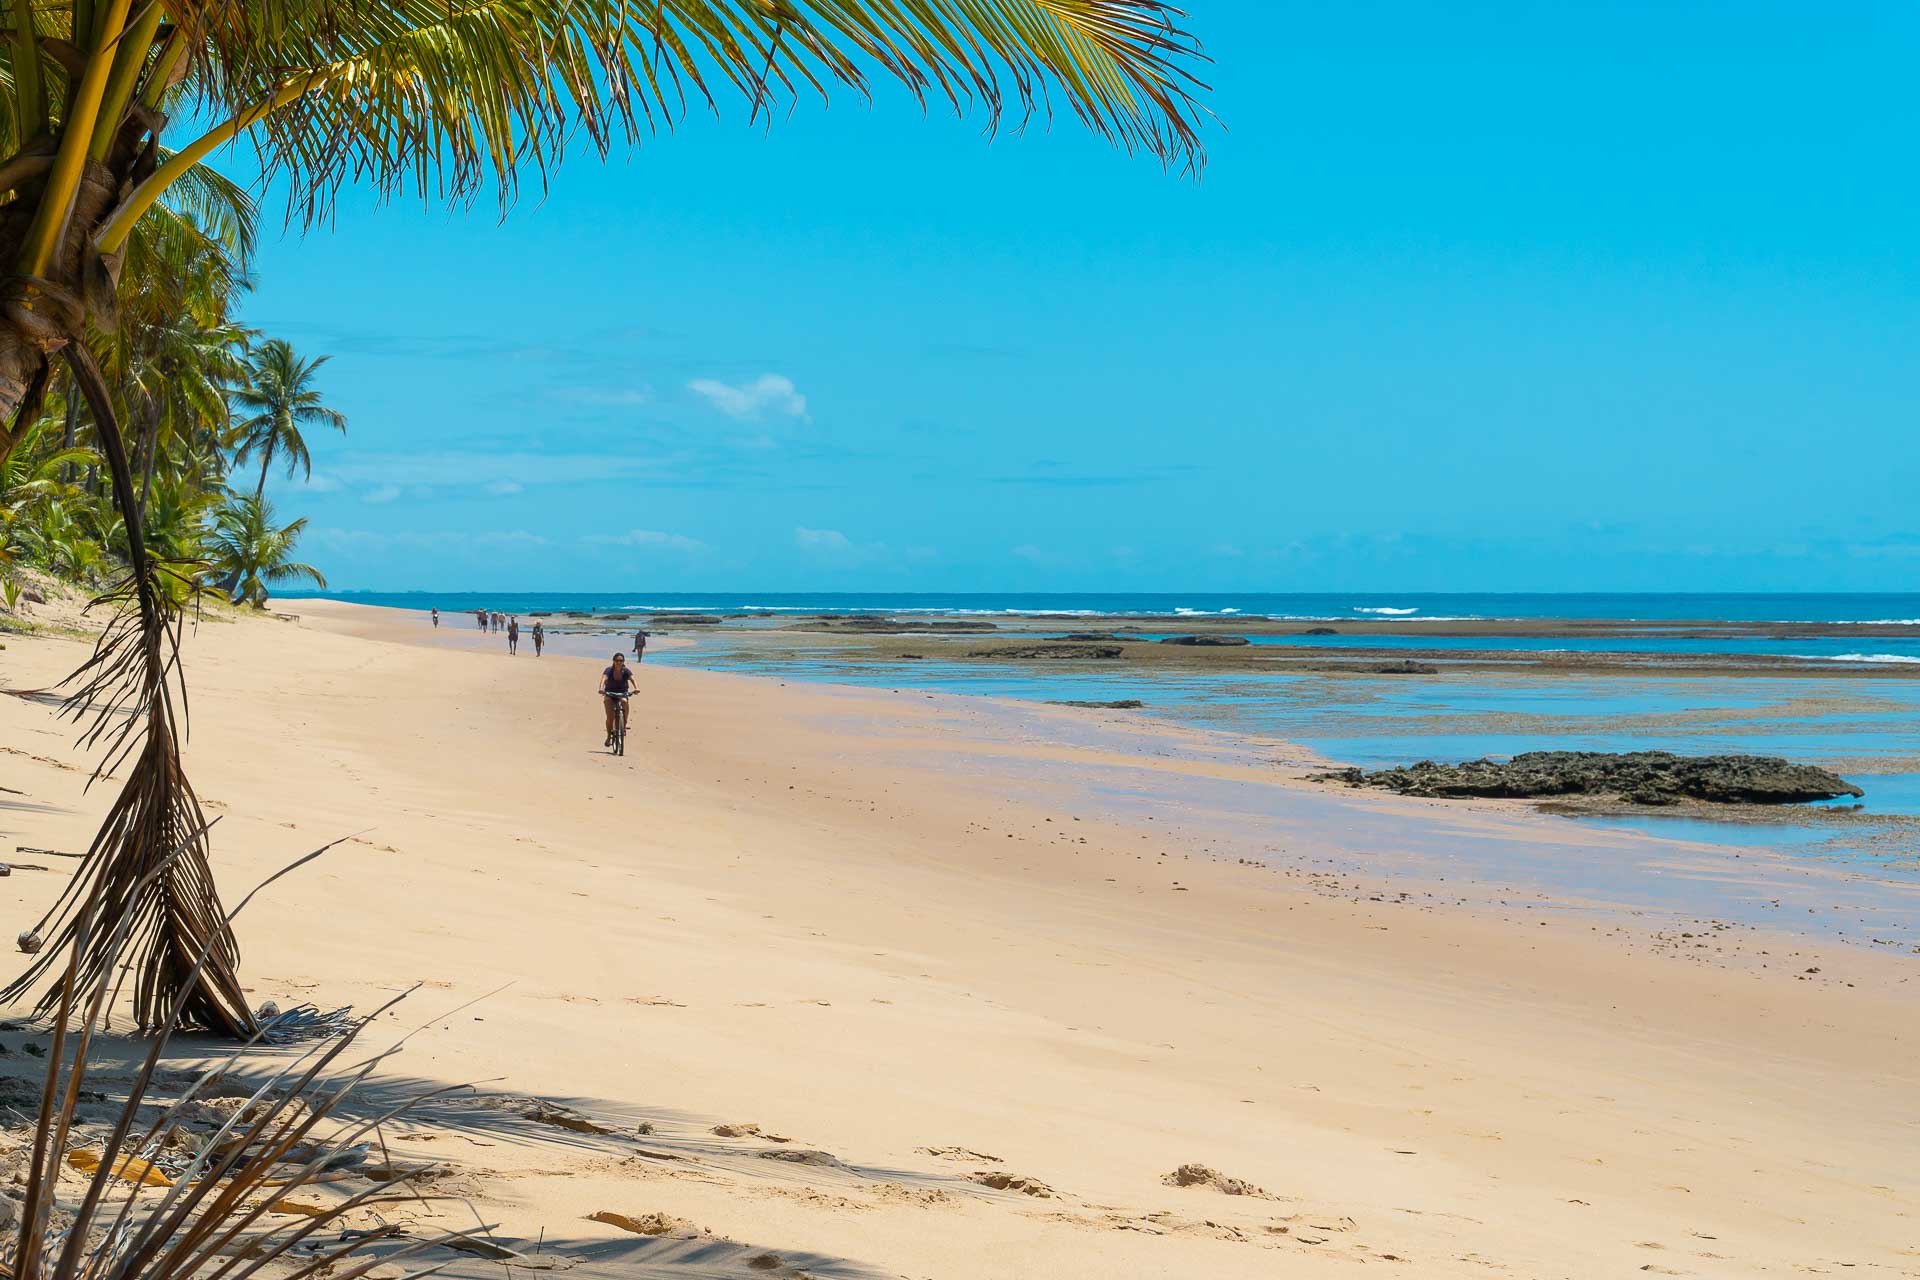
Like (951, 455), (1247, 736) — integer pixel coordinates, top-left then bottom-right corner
(1, 599), (1915, 1278)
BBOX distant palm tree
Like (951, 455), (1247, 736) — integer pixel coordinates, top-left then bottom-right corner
(230, 339), (346, 502)
(208, 495), (327, 607)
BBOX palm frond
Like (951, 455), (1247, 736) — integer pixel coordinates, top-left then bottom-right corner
(179, 0), (1206, 228)
(153, 152), (261, 264)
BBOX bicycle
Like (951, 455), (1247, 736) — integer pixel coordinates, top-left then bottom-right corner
(604, 691), (631, 756)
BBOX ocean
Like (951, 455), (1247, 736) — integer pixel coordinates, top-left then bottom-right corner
(286, 590), (1920, 625)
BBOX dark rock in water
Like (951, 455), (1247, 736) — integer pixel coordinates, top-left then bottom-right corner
(1160, 635), (1251, 647)
(651, 613), (722, 625)
(1365, 660), (1438, 674)
(972, 645), (1123, 660)
(1052, 632), (1121, 642)
(1048, 699), (1145, 709)
(1302, 627), (1339, 636)
(1313, 751), (1863, 806)
(803, 618), (997, 633)
(898, 653), (925, 660)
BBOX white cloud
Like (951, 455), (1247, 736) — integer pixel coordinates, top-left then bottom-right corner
(581, 529), (707, 553)
(794, 526), (851, 551)
(689, 373), (808, 421)
(363, 485), (401, 505)
(301, 472), (342, 494)
(483, 479), (523, 496)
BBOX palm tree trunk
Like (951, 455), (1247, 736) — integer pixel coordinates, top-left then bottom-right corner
(58, 373), (77, 484)
(0, 329), (45, 470)
(253, 440), (273, 502)
(136, 393), (159, 517)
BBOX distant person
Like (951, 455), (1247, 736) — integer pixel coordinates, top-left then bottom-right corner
(633, 628), (648, 663)
(507, 617), (520, 655)
(431, 607), (439, 628)
(599, 652), (636, 746)
(475, 608), (486, 630)
(532, 621), (545, 656)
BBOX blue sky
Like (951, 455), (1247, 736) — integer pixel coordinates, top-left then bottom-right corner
(235, 2), (1920, 592)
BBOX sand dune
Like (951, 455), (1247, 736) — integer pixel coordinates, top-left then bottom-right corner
(1, 599), (1914, 1277)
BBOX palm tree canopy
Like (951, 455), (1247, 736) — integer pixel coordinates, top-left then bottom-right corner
(209, 493), (327, 606)
(80, 2), (1209, 244)
(230, 338), (348, 490)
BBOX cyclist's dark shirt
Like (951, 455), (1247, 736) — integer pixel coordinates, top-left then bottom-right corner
(603, 665), (636, 694)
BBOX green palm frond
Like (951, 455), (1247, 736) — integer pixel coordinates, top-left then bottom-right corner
(152, 152), (261, 263)
(157, 0), (1208, 230)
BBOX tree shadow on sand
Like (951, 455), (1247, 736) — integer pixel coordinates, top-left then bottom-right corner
(341, 1231), (898, 1280)
(19, 1024), (974, 1280)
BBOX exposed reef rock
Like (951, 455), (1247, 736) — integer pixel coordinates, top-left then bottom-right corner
(800, 618), (998, 633)
(1158, 635), (1251, 647)
(1313, 751), (1863, 807)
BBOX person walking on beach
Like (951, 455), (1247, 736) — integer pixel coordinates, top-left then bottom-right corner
(633, 628), (648, 663)
(532, 621), (545, 656)
(431, 608), (439, 628)
(475, 608), (486, 630)
(507, 617), (520, 655)
(599, 652), (637, 746)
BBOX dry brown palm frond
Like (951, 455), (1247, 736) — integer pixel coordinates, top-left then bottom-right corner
(0, 343), (252, 1038)
(5, 845), (486, 1280)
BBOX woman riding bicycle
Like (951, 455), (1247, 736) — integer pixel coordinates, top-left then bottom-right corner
(599, 652), (637, 746)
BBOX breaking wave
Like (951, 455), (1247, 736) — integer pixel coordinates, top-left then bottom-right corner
(1797, 653), (1920, 664)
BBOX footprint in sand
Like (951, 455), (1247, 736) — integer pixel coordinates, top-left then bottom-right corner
(919, 1146), (1002, 1163)
(969, 1170), (1053, 1198)
(587, 1209), (696, 1238)
(758, 1148), (850, 1171)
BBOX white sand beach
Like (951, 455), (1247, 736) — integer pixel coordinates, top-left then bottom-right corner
(2, 600), (1914, 1278)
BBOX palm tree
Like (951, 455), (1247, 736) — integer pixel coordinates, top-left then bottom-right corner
(0, 1), (1209, 1037)
(207, 495), (326, 607)
(230, 339), (345, 502)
